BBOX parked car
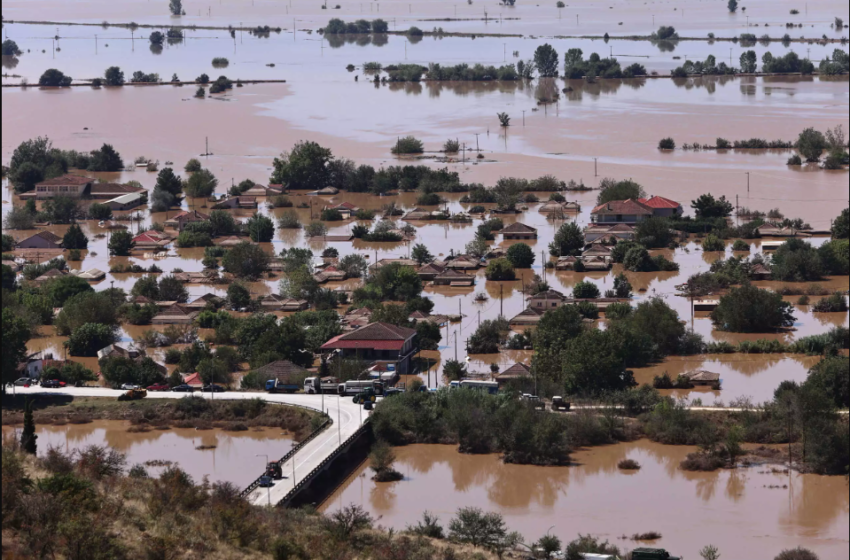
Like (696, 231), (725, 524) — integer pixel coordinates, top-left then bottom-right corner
(201, 384), (226, 393)
(146, 383), (170, 392)
(41, 379), (66, 388)
(120, 383), (141, 390)
(13, 377), (33, 387)
(171, 384), (195, 393)
(258, 475), (274, 488)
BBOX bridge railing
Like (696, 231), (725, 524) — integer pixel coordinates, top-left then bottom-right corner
(240, 411), (333, 499)
(278, 420), (371, 507)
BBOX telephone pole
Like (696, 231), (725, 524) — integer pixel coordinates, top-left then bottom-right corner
(746, 171), (750, 193)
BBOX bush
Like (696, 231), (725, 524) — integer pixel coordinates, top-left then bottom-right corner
(391, 136), (425, 155)
(701, 234), (725, 252)
(573, 280), (601, 299)
(67, 323), (118, 356)
(775, 549), (820, 560)
(812, 293), (848, 313)
(278, 210), (302, 229)
(732, 239), (750, 252)
(39, 69), (72, 87)
(787, 154), (803, 165)
(658, 137), (676, 150)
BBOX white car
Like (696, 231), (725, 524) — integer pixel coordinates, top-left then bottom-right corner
(120, 383), (141, 390)
(13, 377), (34, 386)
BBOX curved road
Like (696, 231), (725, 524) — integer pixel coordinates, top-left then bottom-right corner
(11, 386), (368, 507)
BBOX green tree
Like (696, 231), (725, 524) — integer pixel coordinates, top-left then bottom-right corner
(184, 168), (218, 197)
(66, 323), (118, 356)
(151, 167), (183, 211)
(691, 193), (734, 218)
(549, 222), (584, 256)
(227, 283), (251, 309)
(87, 203), (113, 220)
(562, 329), (636, 395)
(108, 230), (135, 256)
(534, 44), (559, 77)
(221, 242), (270, 279)
(634, 217), (674, 248)
(700, 545), (721, 560)
(739, 50), (757, 73)
(411, 243), (434, 265)
(2, 264), (17, 292)
(184, 158), (202, 172)
(21, 398), (37, 454)
(485, 258), (516, 281)
(39, 68), (72, 87)
(131, 275), (160, 300)
(104, 66), (125, 86)
(89, 143), (124, 172)
(796, 127), (828, 162)
(247, 213), (275, 242)
(492, 177), (525, 211)
(197, 358), (231, 386)
(596, 178), (646, 205)
(572, 280), (601, 299)
(2, 39), (22, 56)
(42, 196), (80, 223)
(44, 275), (93, 307)
(169, 0), (183, 15)
(62, 223), (89, 250)
(465, 234), (489, 259)
(208, 210), (238, 237)
(55, 291), (120, 335)
(8, 137), (67, 193)
(158, 274), (189, 302)
(2, 309), (31, 391)
(612, 273), (632, 298)
(771, 238), (824, 281)
(506, 243), (535, 268)
(270, 141), (333, 191)
(711, 284), (795, 332)
(728, 0), (738, 11)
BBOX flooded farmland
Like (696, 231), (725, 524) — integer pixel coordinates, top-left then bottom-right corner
(323, 441), (850, 558)
(2, 0), (848, 556)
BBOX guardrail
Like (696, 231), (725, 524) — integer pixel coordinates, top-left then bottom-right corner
(277, 420), (372, 507)
(240, 415), (333, 499)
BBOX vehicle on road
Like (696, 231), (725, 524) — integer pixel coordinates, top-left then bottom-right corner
(449, 380), (499, 394)
(631, 548), (681, 560)
(353, 387), (378, 404)
(120, 383), (141, 390)
(304, 376), (339, 394)
(383, 387), (404, 397)
(202, 384), (226, 393)
(522, 394), (545, 410)
(551, 396), (571, 411)
(118, 388), (147, 401)
(171, 384), (195, 393)
(13, 378), (33, 387)
(265, 378), (300, 394)
(265, 462), (283, 479)
(258, 475), (274, 488)
(40, 379), (66, 388)
(339, 379), (384, 396)
(146, 383), (170, 392)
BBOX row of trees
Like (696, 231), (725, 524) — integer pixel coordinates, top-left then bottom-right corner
(7, 137), (124, 193)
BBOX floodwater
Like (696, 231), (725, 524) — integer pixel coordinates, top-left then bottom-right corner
(323, 440), (850, 558)
(1, 419), (293, 487)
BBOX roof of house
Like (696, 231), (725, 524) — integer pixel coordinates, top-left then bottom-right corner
(435, 269), (473, 279)
(154, 304), (198, 318)
(251, 360), (309, 381)
(591, 199), (653, 216)
(750, 263), (771, 275)
(182, 372), (203, 386)
(417, 263), (446, 275)
(501, 222), (537, 234)
(333, 202), (359, 211)
(321, 322), (416, 351)
(17, 230), (63, 245)
(35, 174), (92, 187)
(586, 223), (637, 233)
(90, 182), (146, 196)
(97, 343), (140, 360)
(133, 231), (171, 245)
(529, 289), (567, 300)
(168, 210), (210, 222)
(637, 196), (681, 210)
(316, 187), (339, 195)
(497, 362), (531, 380)
(34, 268), (67, 282)
(104, 192), (145, 205)
(72, 268), (106, 280)
(509, 307), (545, 322)
(683, 369), (721, 383)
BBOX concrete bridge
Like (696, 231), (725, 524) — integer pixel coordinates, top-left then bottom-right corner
(12, 386), (370, 508)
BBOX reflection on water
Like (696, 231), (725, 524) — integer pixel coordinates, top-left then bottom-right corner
(326, 33), (389, 49)
(324, 441), (850, 558)
(1, 420), (293, 487)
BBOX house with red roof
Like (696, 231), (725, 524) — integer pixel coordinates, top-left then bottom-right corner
(637, 196), (683, 218)
(132, 230), (172, 250)
(323, 202), (360, 219)
(501, 222), (538, 240)
(320, 322), (419, 375)
(164, 210), (210, 231)
(182, 372), (204, 387)
(590, 199), (654, 224)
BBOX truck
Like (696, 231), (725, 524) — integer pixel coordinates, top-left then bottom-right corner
(265, 378), (301, 394)
(264, 462), (283, 479)
(631, 548), (681, 560)
(449, 380), (499, 395)
(338, 379), (384, 396)
(303, 376), (339, 394)
(117, 388), (147, 401)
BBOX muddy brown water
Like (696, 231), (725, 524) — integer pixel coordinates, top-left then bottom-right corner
(1, 419), (293, 487)
(323, 440), (850, 558)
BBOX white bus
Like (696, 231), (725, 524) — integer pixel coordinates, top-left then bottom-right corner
(338, 379), (385, 396)
(449, 380), (499, 395)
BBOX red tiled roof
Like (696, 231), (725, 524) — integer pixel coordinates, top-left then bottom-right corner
(501, 222), (537, 233)
(638, 196), (681, 209)
(591, 199), (653, 215)
(89, 183), (146, 195)
(182, 372), (203, 386)
(498, 362), (531, 379)
(321, 322), (416, 350)
(334, 202), (359, 210)
(35, 174), (92, 187)
(170, 210), (209, 221)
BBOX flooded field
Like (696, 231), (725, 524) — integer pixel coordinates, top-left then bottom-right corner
(323, 441), (850, 558)
(1, 419), (293, 487)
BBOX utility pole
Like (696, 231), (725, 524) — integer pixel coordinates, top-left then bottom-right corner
(746, 171), (750, 193)
(454, 331), (458, 361)
(522, 110), (526, 126)
(474, 133), (480, 152)
(594, 157), (598, 177)
(478, 310), (481, 327)
(499, 284), (504, 316)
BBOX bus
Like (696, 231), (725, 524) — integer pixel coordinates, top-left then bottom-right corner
(449, 380), (499, 395)
(338, 379), (385, 396)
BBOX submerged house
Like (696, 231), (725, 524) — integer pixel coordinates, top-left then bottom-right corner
(433, 269), (475, 287)
(501, 222), (538, 240)
(15, 231), (63, 250)
(320, 322), (419, 376)
(590, 199), (653, 225)
(23, 174), (93, 200)
(637, 196), (683, 218)
(164, 210), (210, 232)
(151, 304), (200, 325)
